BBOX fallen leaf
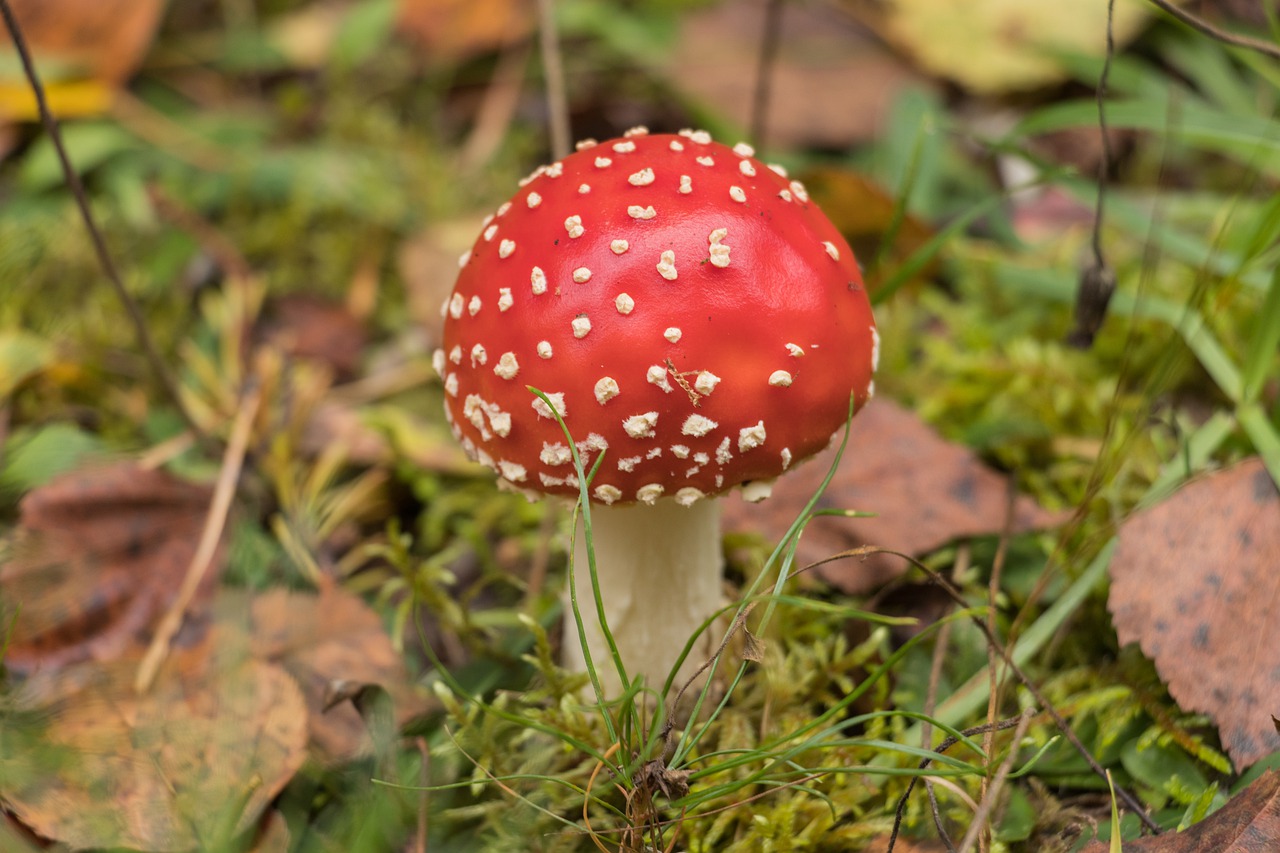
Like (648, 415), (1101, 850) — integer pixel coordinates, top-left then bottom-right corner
(247, 585), (430, 763)
(256, 293), (368, 381)
(1083, 771), (1280, 851)
(0, 0), (164, 120)
(1109, 458), (1280, 770)
(800, 167), (939, 295)
(1, 462), (222, 672)
(2, 639), (309, 852)
(665, 0), (925, 149)
(849, 0), (1156, 94)
(722, 398), (1065, 594)
(396, 0), (533, 63)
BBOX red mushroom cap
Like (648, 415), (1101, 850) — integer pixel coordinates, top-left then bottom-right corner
(436, 128), (878, 506)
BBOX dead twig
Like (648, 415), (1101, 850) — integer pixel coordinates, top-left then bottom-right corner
(801, 546), (1162, 835)
(957, 709), (1036, 853)
(887, 714), (1030, 852)
(920, 544), (968, 852)
(1069, 0), (1118, 348)
(536, 0), (571, 159)
(749, 0), (786, 148)
(0, 0), (203, 440)
(978, 481), (1018, 852)
(659, 603), (757, 751)
(585, 742), (624, 853)
(461, 41), (533, 171)
(134, 380), (261, 692)
(1145, 0), (1280, 60)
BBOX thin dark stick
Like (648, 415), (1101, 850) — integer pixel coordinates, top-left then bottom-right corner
(1091, 0), (1116, 275)
(887, 715), (1027, 852)
(801, 546), (1162, 835)
(979, 481), (1018, 852)
(957, 710), (1035, 853)
(1069, 0), (1119, 348)
(750, 0), (786, 148)
(0, 0), (202, 438)
(1146, 0), (1280, 60)
(536, 0), (571, 159)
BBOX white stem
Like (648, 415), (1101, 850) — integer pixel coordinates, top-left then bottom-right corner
(563, 498), (724, 696)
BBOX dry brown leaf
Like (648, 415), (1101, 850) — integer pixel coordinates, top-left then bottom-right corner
(0, 0), (164, 121)
(396, 0), (533, 62)
(665, 0), (925, 149)
(247, 585), (430, 763)
(800, 167), (939, 296)
(1084, 771), (1280, 851)
(1109, 458), (1280, 769)
(256, 293), (368, 382)
(722, 398), (1065, 594)
(3, 640), (308, 852)
(1, 462), (222, 672)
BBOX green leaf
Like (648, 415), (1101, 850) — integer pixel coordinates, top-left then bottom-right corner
(0, 330), (53, 397)
(1121, 738), (1208, 808)
(1017, 100), (1280, 175)
(1242, 265), (1280, 402)
(0, 424), (103, 503)
(330, 0), (397, 71)
(19, 123), (140, 192)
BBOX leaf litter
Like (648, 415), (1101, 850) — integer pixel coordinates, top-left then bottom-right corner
(1, 461), (223, 672)
(722, 397), (1066, 594)
(1109, 457), (1280, 770)
(1085, 770), (1280, 851)
(2, 628), (309, 852)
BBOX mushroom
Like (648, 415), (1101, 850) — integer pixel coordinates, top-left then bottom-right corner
(437, 128), (877, 695)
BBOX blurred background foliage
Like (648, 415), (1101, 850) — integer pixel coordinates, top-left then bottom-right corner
(2, 0), (1280, 850)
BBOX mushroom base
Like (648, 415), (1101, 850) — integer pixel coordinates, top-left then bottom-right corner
(563, 498), (724, 697)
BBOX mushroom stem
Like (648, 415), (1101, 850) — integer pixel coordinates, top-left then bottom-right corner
(563, 498), (723, 696)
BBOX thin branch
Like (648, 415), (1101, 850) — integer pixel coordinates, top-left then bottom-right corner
(1145, 0), (1280, 60)
(887, 715), (1029, 852)
(134, 380), (261, 693)
(536, 0), (571, 159)
(979, 481), (1018, 852)
(1070, 0), (1119, 348)
(958, 710), (1035, 853)
(919, 544), (968, 853)
(802, 546), (1162, 835)
(0, 0), (203, 438)
(750, 0), (786, 148)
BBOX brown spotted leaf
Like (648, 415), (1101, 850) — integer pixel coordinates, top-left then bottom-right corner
(722, 398), (1065, 594)
(2, 637), (308, 852)
(1109, 458), (1280, 770)
(247, 585), (430, 763)
(1084, 770), (1280, 851)
(1, 462), (222, 672)
(255, 293), (368, 381)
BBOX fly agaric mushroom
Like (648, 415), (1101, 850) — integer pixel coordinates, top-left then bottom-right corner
(436, 128), (877, 695)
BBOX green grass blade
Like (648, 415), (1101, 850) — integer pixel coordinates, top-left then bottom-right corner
(1242, 265), (1280, 402)
(1238, 403), (1280, 490)
(1017, 100), (1280, 173)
